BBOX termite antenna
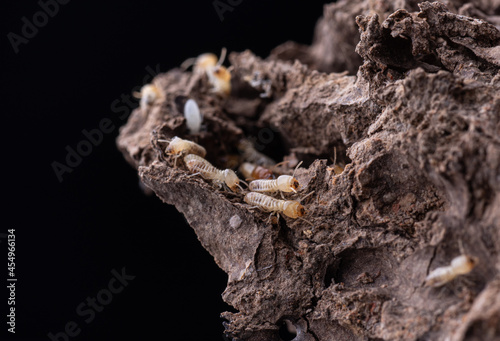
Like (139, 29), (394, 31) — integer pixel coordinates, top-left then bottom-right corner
(333, 146), (337, 166)
(157, 139), (171, 143)
(180, 57), (197, 70)
(299, 190), (315, 203)
(217, 47), (227, 67)
(236, 183), (245, 192)
(239, 179), (249, 188)
(269, 160), (289, 176)
(292, 161), (303, 179)
(458, 239), (465, 255)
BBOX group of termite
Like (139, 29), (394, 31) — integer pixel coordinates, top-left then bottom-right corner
(134, 48), (478, 288)
(156, 135), (311, 223)
(136, 48), (311, 224)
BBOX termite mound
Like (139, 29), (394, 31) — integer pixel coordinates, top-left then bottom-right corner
(117, 1), (500, 340)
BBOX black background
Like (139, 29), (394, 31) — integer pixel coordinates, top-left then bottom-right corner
(3, 1), (330, 340)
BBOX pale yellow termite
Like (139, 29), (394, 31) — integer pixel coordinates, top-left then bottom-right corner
(157, 137), (206, 157)
(133, 84), (163, 111)
(181, 50), (221, 74)
(157, 137), (206, 167)
(248, 175), (300, 194)
(328, 147), (345, 175)
(238, 139), (276, 167)
(244, 192), (305, 219)
(181, 48), (231, 96)
(248, 161), (302, 194)
(207, 65), (231, 97)
(239, 162), (273, 180)
(184, 154), (240, 192)
(424, 254), (478, 287)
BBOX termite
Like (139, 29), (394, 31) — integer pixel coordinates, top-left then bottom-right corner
(133, 84), (163, 111)
(239, 162), (273, 180)
(244, 192), (305, 219)
(157, 137), (206, 167)
(157, 137), (206, 158)
(248, 161), (302, 195)
(328, 147), (344, 175)
(424, 254), (478, 287)
(184, 99), (202, 134)
(238, 139), (276, 167)
(249, 174), (300, 194)
(181, 49), (222, 74)
(207, 64), (231, 97)
(181, 48), (231, 97)
(184, 154), (240, 192)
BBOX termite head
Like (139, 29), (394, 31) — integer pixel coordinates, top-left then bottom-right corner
(224, 169), (240, 192)
(207, 65), (231, 96)
(134, 84), (162, 109)
(451, 255), (478, 275)
(194, 53), (218, 72)
(283, 201), (306, 219)
(164, 136), (182, 154)
(277, 175), (300, 193)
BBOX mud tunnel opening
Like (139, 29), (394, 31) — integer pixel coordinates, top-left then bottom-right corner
(324, 258), (341, 287)
(278, 319), (297, 341)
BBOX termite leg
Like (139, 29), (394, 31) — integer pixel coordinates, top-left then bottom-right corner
(166, 153), (181, 168)
(279, 191), (285, 200)
(220, 183), (232, 193)
(298, 217), (314, 227)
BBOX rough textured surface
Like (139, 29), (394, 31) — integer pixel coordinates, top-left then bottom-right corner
(117, 2), (500, 340)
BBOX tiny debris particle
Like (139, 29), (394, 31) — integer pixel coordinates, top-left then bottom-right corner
(357, 272), (375, 284)
(229, 215), (242, 228)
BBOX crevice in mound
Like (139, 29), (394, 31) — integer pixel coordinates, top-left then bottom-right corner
(278, 319), (297, 341)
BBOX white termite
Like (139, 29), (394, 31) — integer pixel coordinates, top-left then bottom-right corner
(157, 137), (206, 157)
(248, 161), (302, 194)
(184, 154), (240, 192)
(244, 192), (305, 219)
(157, 137), (206, 167)
(133, 84), (162, 111)
(424, 254), (478, 287)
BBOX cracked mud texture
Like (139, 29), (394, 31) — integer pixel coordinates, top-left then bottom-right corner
(117, 1), (500, 340)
